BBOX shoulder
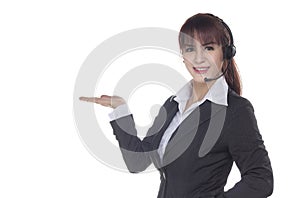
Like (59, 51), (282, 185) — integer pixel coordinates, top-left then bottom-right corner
(227, 88), (255, 115)
(224, 90), (264, 150)
(225, 89), (260, 138)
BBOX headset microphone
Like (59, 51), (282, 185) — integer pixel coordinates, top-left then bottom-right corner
(204, 73), (224, 82)
(204, 62), (230, 82)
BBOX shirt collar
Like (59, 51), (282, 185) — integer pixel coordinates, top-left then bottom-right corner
(173, 76), (228, 107)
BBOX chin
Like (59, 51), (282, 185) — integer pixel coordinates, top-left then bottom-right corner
(192, 77), (206, 84)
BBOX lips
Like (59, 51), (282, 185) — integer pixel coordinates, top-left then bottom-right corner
(193, 66), (210, 74)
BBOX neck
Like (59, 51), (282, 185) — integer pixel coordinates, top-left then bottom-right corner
(190, 80), (215, 102)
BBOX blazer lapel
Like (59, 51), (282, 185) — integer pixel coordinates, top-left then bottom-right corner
(149, 96), (179, 168)
(150, 97), (179, 149)
(162, 101), (227, 165)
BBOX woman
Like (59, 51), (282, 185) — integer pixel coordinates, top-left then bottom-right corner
(80, 13), (273, 198)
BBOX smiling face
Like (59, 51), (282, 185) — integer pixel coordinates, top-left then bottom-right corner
(178, 13), (242, 95)
(181, 36), (225, 84)
(178, 14), (231, 85)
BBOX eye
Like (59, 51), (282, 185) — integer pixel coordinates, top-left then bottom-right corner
(184, 47), (195, 52)
(204, 46), (214, 51)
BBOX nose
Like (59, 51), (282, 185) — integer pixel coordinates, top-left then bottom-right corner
(193, 48), (205, 64)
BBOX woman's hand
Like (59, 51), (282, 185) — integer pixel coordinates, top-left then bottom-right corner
(79, 95), (126, 109)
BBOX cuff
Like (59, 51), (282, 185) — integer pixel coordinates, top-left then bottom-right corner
(108, 103), (131, 121)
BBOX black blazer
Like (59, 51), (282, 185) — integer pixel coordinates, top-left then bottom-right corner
(110, 89), (273, 198)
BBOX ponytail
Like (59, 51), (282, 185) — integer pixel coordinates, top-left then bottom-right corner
(224, 59), (242, 95)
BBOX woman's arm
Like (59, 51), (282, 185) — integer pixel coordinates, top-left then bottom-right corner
(79, 95), (173, 173)
(79, 95), (153, 172)
(109, 113), (153, 173)
(109, 96), (174, 173)
(221, 100), (274, 198)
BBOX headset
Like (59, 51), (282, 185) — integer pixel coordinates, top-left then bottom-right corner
(204, 14), (236, 82)
(206, 13), (236, 60)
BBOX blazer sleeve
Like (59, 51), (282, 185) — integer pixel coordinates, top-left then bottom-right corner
(109, 96), (173, 173)
(109, 114), (152, 173)
(220, 100), (274, 198)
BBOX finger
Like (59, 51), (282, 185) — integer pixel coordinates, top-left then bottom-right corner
(79, 97), (103, 103)
(79, 96), (112, 107)
(99, 95), (113, 107)
(100, 95), (112, 100)
(79, 97), (97, 103)
(79, 96), (88, 101)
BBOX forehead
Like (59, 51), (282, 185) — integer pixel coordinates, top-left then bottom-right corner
(180, 28), (222, 47)
(182, 36), (218, 46)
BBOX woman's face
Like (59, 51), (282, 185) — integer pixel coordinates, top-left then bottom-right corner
(182, 37), (224, 84)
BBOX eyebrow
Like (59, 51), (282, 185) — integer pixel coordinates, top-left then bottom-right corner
(183, 44), (194, 47)
(183, 41), (217, 47)
(202, 41), (217, 46)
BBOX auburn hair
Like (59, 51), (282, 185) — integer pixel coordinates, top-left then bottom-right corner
(178, 13), (242, 95)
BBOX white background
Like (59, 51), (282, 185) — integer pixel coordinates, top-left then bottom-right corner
(1, 0), (299, 197)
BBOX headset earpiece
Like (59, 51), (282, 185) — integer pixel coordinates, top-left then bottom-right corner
(224, 45), (236, 60)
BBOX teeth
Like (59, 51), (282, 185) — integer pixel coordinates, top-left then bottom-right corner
(194, 67), (208, 71)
